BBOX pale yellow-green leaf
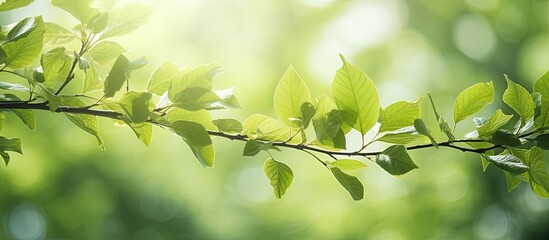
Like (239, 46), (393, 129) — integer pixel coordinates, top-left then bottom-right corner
(264, 158), (293, 199)
(274, 65), (311, 128)
(379, 100), (421, 132)
(453, 81), (494, 124)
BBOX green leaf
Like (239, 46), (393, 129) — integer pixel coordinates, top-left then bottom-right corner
(0, 0), (33, 11)
(168, 62), (222, 101)
(453, 81), (494, 124)
(330, 167), (364, 201)
(82, 61), (101, 93)
(212, 119), (242, 133)
(0, 82), (29, 92)
(264, 158), (294, 199)
(41, 47), (72, 87)
(376, 145), (418, 176)
(2, 16), (44, 69)
(87, 11), (109, 33)
(171, 121), (215, 168)
(0, 94), (35, 129)
(0, 112), (4, 131)
(243, 140), (274, 157)
(164, 108), (216, 130)
(35, 83), (60, 112)
(257, 119), (302, 143)
(101, 3), (153, 39)
(489, 129), (521, 146)
(172, 87), (221, 111)
(534, 71), (549, 128)
(52, 0), (100, 23)
(331, 54), (380, 135)
(147, 61), (179, 95)
(534, 134), (549, 150)
(0, 136), (22, 154)
(329, 159), (367, 171)
(126, 122), (152, 147)
(377, 131), (428, 145)
(103, 55), (146, 98)
(312, 110), (346, 149)
(477, 109), (513, 137)
(88, 41), (125, 66)
(379, 99), (421, 132)
(274, 65), (311, 128)
(0, 47), (6, 64)
(504, 171), (521, 193)
(413, 118), (438, 148)
(241, 114), (271, 137)
(511, 147), (549, 197)
(5, 16), (39, 42)
(208, 87), (240, 110)
(43, 22), (77, 46)
(60, 97), (104, 150)
(427, 94), (454, 141)
(300, 102), (315, 129)
(484, 154), (529, 175)
(503, 75), (535, 125)
(117, 91), (152, 123)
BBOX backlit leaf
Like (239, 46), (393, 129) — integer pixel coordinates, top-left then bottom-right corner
(503, 75), (535, 125)
(413, 118), (438, 148)
(331, 54), (379, 135)
(88, 41), (125, 66)
(117, 91), (152, 123)
(329, 159), (367, 171)
(274, 65), (311, 128)
(453, 81), (494, 124)
(264, 158), (294, 199)
(101, 3), (153, 39)
(534, 71), (549, 128)
(379, 99), (421, 132)
(147, 61), (178, 95)
(2, 16), (44, 69)
(477, 109), (513, 137)
(52, 0), (99, 23)
(0, 0), (33, 11)
(171, 121), (215, 167)
(212, 119), (242, 133)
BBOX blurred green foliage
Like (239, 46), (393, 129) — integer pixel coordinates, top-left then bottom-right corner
(1, 0), (549, 239)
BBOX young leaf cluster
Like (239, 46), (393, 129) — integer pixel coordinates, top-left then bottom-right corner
(1, 0), (548, 200)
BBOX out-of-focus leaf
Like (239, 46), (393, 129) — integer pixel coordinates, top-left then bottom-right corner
(0, 0), (33, 11)
(264, 158), (293, 199)
(212, 119), (242, 133)
(52, 0), (100, 23)
(504, 171), (521, 193)
(331, 54), (379, 136)
(0, 82), (29, 92)
(101, 3), (153, 38)
(88, 41), (125, 66)
(87, 11), (109, 33)
(241, 114), (271, 137)
(43, 22), (77, 46)
(147, 61), (178, 96)
(5, 16), (38, 42)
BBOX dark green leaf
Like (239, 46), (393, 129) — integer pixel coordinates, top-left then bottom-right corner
(312, 110), (346, 149)
(504, 171), (521, 193)
(331, 54), (380, 136)
(376, 145), (418, 176)
(330, 167), (364, 201)
(117, 91), (152, 123)
(243, 140), (273, 157)
(0, 136), (22, 154)
(489, 129), (521, 146)
(171, 121), (215, 167)
(300, 102), (315, 129)
(534, 134), (549, 150)
(484, 154), (529, 175)
(212, 119), (242, 133)
(264, 158), (294, 199)
(0, 151), (10, 166)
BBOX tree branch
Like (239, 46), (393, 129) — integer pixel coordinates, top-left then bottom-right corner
(0, 101), (505, 158)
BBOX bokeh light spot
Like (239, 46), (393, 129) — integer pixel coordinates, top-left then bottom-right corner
(473, 205), (509, 240)
(453, 15), (496, 60)
(5, 203), (47, 240)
